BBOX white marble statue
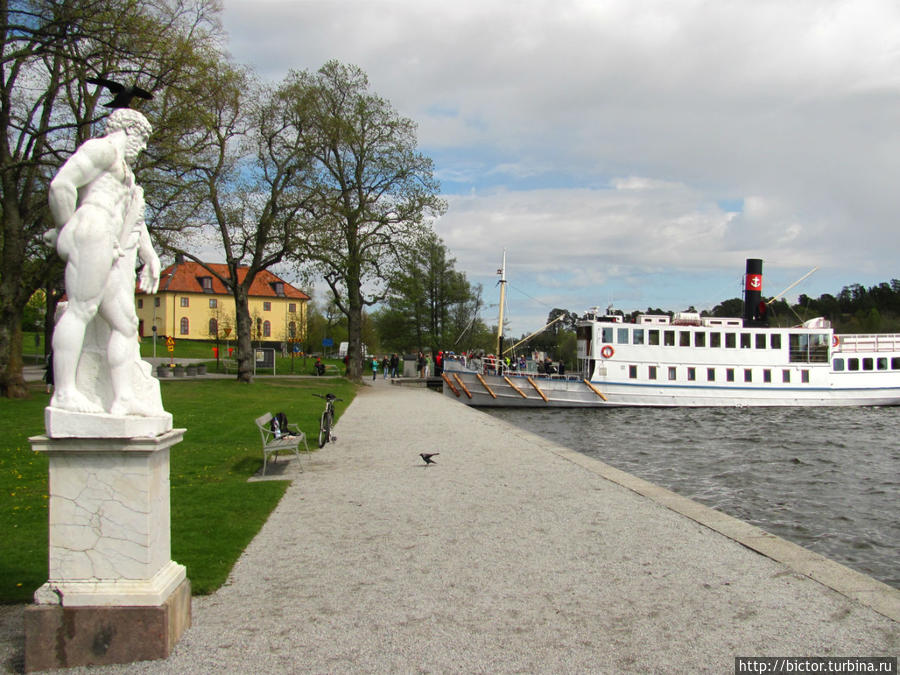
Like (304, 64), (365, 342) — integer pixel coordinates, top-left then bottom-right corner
(45, 108), (166, 422)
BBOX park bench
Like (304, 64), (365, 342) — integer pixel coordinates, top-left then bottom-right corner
(254, 413), (309, 476)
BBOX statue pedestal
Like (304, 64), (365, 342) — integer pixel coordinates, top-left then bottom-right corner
(24, 428), (190, 671)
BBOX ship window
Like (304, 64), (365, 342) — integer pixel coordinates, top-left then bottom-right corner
(789, 333), (829, 363)
(707, 368), (715, 381)
(726, 368), (735, 382)
(755, 334), (766, 349)
(763, 369), (772, 383)
(648, 330), (660, 346)
(744, 369), (752, 382)
(893, 357), (900, 370)
(687, 367), (696, 381)
(782, 369), (791, 383)
(679, 332), (690, 347)
(833, 358), (845, 371)
(602, 327), (613, 343)
(801, 370), (810, 383)
(668, 367), (677, 380)
(649, 366), (657, 380)
(617, 328), (629, 344)
(725, 333), (736, 348)
(770, 334), (781, 349)
(710, 332), (721, 348)
(877, 358), (888, 370)
(848, 358), (859, 371)
(629, 365), (638, 379)
(740, 333), (751, 349)
(863, 358), (873, 371)
(633, 329), (645, 345)
(664, 330), (675, 346)
(694, 332), (706, 347)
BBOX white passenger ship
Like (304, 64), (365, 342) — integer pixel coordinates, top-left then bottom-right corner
(441, 259), (900, 408)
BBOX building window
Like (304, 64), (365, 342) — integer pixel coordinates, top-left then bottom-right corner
(180, 297), (189, 308)
(209, 298), (217, 308)
(289, 322), (296, 338)
(263, 320), (271, 337)
(289, 303), (296, 313)
(629, 365), (638, 379)
(263, 301), (272, 311)
(180, 317), (189, 335)
(209, 318), (218, 336)
(274, 282), (284, 297)
(201, 276), (213, 292)
(154, 297), (160, 307)
(137, 298), (143, 309)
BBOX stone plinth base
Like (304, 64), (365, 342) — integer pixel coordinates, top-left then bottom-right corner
(24, 578), (191, 672)
(44, 406), (173, 439)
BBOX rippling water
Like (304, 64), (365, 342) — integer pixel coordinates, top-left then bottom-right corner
(486, 406), (900, 589)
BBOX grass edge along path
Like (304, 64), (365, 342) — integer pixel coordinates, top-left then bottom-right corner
(0, 377), (356, 604)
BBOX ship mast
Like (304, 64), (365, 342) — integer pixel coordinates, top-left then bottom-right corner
(496, 250), (507, 356)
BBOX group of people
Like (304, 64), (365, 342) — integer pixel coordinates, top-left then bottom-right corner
(371, 353), (401, 380)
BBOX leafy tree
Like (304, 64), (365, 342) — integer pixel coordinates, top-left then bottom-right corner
(168, 64), (318, 382)
(375, 232), (474, 354)
(285, 61), (446, 381)
(0, 0), (225, 397)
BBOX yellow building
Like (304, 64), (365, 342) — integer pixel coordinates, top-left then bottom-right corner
(135, 259), (309, 344)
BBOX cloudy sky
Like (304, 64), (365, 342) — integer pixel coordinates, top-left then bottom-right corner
(222, 0), (900, 335)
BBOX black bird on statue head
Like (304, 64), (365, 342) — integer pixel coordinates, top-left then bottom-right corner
(87, 77), (153, 109)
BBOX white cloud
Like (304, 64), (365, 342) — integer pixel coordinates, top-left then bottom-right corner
(221, 0), (900, 334)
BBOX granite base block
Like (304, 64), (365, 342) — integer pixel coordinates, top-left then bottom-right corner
(24, 578), (190, 672)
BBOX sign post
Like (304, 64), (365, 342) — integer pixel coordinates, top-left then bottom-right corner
(166, 336), (175, 366)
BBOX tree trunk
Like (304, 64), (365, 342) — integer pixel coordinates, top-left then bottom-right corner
(346, 270), (363, 383)
(234, 286), (254, 383)
(0, 306), (28, 398)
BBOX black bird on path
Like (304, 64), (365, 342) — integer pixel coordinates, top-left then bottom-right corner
(420, 452), (439, 465)
(87, 77), (153, 109)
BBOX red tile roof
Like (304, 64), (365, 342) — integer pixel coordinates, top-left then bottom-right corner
(143, 260), (309, 300)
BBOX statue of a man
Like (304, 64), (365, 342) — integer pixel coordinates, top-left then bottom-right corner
(46, 108), (163, 417)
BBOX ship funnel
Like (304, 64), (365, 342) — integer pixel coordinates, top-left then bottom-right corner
(743, 258), (767, 326)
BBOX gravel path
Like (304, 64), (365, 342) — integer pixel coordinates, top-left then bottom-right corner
(3, 378), (897, 673)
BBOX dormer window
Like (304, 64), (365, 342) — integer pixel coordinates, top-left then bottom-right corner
(273, 282), (285, 297)
(200, 276), (213, 293)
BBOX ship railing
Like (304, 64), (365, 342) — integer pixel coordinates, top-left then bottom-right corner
(835, 333), (900, 353)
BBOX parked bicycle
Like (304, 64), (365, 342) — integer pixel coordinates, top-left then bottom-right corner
(313, 393), (341, 447)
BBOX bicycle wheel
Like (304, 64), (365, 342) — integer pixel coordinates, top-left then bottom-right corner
(318, 411), (330, 448)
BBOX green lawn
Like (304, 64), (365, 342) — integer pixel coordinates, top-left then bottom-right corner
(0, 377), (356, 604)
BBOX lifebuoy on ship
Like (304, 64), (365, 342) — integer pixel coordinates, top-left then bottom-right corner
(832, 335), (840, 347)
(600, 345), (614, 359)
